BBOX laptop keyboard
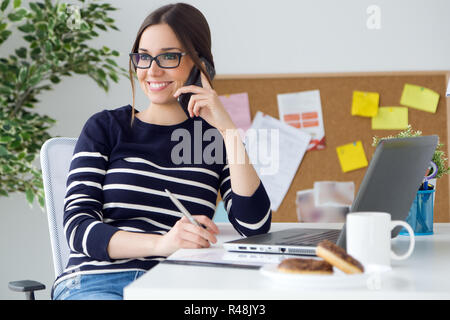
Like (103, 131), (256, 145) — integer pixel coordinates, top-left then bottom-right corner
(276, 230), (341, 246)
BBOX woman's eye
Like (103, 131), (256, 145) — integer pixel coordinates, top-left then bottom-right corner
(162, 53), (177, 60)
(140, 54), (150, 60)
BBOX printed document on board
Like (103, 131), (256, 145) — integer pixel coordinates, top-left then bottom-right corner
(277, 90), (325, 151)
(244, 111), (311, 211)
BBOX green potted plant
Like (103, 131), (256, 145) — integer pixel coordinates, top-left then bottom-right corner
(0, 0), (127, 209)
(372, 125), (450, 235)
(372, 125), (450, 181)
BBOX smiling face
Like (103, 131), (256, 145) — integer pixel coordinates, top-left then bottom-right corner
(136, 23), (194, 106)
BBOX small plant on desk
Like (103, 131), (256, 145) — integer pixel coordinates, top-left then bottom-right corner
(372, 125), (449, 181)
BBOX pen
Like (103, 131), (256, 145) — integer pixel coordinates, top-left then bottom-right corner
(165, 189), (205, 229)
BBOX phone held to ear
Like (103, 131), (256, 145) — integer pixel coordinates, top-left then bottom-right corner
(177, 57), (216, 118)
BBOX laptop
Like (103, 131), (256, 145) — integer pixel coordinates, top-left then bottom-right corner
(223, 136), (438, 256)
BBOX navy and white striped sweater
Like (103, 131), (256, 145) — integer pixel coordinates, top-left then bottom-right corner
(54, 105), (272, 287)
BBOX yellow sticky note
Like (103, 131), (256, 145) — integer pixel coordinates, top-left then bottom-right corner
(351, 91), (379, 117)
(400, 84), (440, 113)
(371, 107), (408, 130)
(336, 141), (368, 173)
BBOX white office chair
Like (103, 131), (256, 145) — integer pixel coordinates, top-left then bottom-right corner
(9, 137), (228, 299)
(9, 137), (77, 299)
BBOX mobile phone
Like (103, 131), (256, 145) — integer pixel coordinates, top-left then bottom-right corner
(177, 57), (216, 118)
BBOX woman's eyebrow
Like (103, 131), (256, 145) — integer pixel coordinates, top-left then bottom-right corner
(138, 47), (182, 52)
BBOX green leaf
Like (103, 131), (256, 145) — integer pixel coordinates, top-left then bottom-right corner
(28, 2), (40, 13)
(0, 145), (8, 156)
(23, 34), (35, 42)
(18, 23), (35, 33)
(7, 8), (27, 21)
(35, 22), (48, 39)
(0, 135), (13, 143)
(18, 66), (27, 83)
(96, 23), (107, 31)
(50, 75), (60, 83)
(13, 0), (20, 9)
(109, 72), (118, 83)
(38, 195), (45, 208)
(25, 187), (34, 205)
(44, 40), (52, 53)
(63, 43), (71, 51)
(0, 29), (12, 40)
(97, 68), (106, 79)
(56, 2), (66, 13)
(0, 0), (10, 12)
(80, 21), (89, 32)
(105, 58), (118, 67)
(0, 85), (12, 94)
(15, 47), (26, 58)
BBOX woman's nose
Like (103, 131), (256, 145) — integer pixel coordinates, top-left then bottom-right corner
(148, 60), (164, 76)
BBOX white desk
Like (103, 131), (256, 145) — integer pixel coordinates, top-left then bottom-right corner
(124, 223), (450, 300)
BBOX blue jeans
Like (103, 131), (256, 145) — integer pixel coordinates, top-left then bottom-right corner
(52, 270), (146, 300)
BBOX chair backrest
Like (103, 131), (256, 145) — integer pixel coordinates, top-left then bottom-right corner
(40, 137), (77, 278)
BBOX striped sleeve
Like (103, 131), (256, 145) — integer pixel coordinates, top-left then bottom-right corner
(63, 111), (119, 262)
(219, 161), (272, 237)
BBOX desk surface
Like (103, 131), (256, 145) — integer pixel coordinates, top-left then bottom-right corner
(124, 223), (450, 300)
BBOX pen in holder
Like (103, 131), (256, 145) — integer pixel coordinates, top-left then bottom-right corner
(401, 161), (437, 236)
(400, 188), (435, 236)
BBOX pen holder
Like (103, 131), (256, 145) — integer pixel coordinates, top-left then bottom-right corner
(400, 189), (435, 236)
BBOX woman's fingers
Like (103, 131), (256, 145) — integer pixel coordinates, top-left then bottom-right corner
(187, 94), (207, 117)
(175, 215), (220, 249)
(183, 222), (217, 245)
(192, 99), (208, 117)
(173, 85), (205, 98)
(194, 215), (220, 234)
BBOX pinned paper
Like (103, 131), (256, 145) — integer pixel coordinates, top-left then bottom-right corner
(446, 81), (450, 97)
(351, 91), (379, 117)
(313, 181), (355, 208)
(245, 111), (311, 211)
(371, 107), (408, 130)
(295, 189), (349, 223)
(336, 141), (368, 173)
(277, 90), (325, 151)
(218, 92), (252, 140)
(400, 84), (440, 113)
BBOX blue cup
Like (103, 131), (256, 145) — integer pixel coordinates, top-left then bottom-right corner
(400, 189), (435, 236)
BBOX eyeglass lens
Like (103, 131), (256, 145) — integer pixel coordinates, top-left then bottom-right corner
(132, 53), (181, 68)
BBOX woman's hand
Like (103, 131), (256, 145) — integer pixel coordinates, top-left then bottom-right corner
(155, 215), (220, 257)
(173, 67), (235, 133)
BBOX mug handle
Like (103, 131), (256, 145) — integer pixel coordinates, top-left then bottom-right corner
(390, 220), (415, 260)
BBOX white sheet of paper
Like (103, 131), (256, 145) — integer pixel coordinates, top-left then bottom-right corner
(277, 90), (325, 151)
(244, 111), (311, 211)
(167, 247), (289, 267)
(446, 80), (450, 97)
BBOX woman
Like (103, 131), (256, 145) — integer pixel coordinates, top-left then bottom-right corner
(52, 3), (272, 300)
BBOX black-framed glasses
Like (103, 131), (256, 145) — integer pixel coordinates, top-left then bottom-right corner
(129, 52), (187, 69)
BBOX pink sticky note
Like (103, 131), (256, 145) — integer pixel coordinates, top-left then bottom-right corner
(218, 93), (252, 135)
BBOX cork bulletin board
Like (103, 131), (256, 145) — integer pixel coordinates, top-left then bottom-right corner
(212, 71), (450, 222)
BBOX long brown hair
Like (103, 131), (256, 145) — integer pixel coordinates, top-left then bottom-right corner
(128, 3), (215, 126)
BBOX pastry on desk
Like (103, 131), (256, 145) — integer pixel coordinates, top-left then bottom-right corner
(316, 240), (364, 274)
(277, 258), (333, 275)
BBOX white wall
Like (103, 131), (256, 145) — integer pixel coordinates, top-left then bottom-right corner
(1, 0), (449, 299)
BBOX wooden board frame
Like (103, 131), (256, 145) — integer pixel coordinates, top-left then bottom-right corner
(213, 71), (450, 222)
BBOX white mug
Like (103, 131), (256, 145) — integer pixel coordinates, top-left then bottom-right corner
(346, 212), (415, 270)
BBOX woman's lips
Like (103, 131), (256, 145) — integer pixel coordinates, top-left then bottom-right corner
(147, 81), (173, 92)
